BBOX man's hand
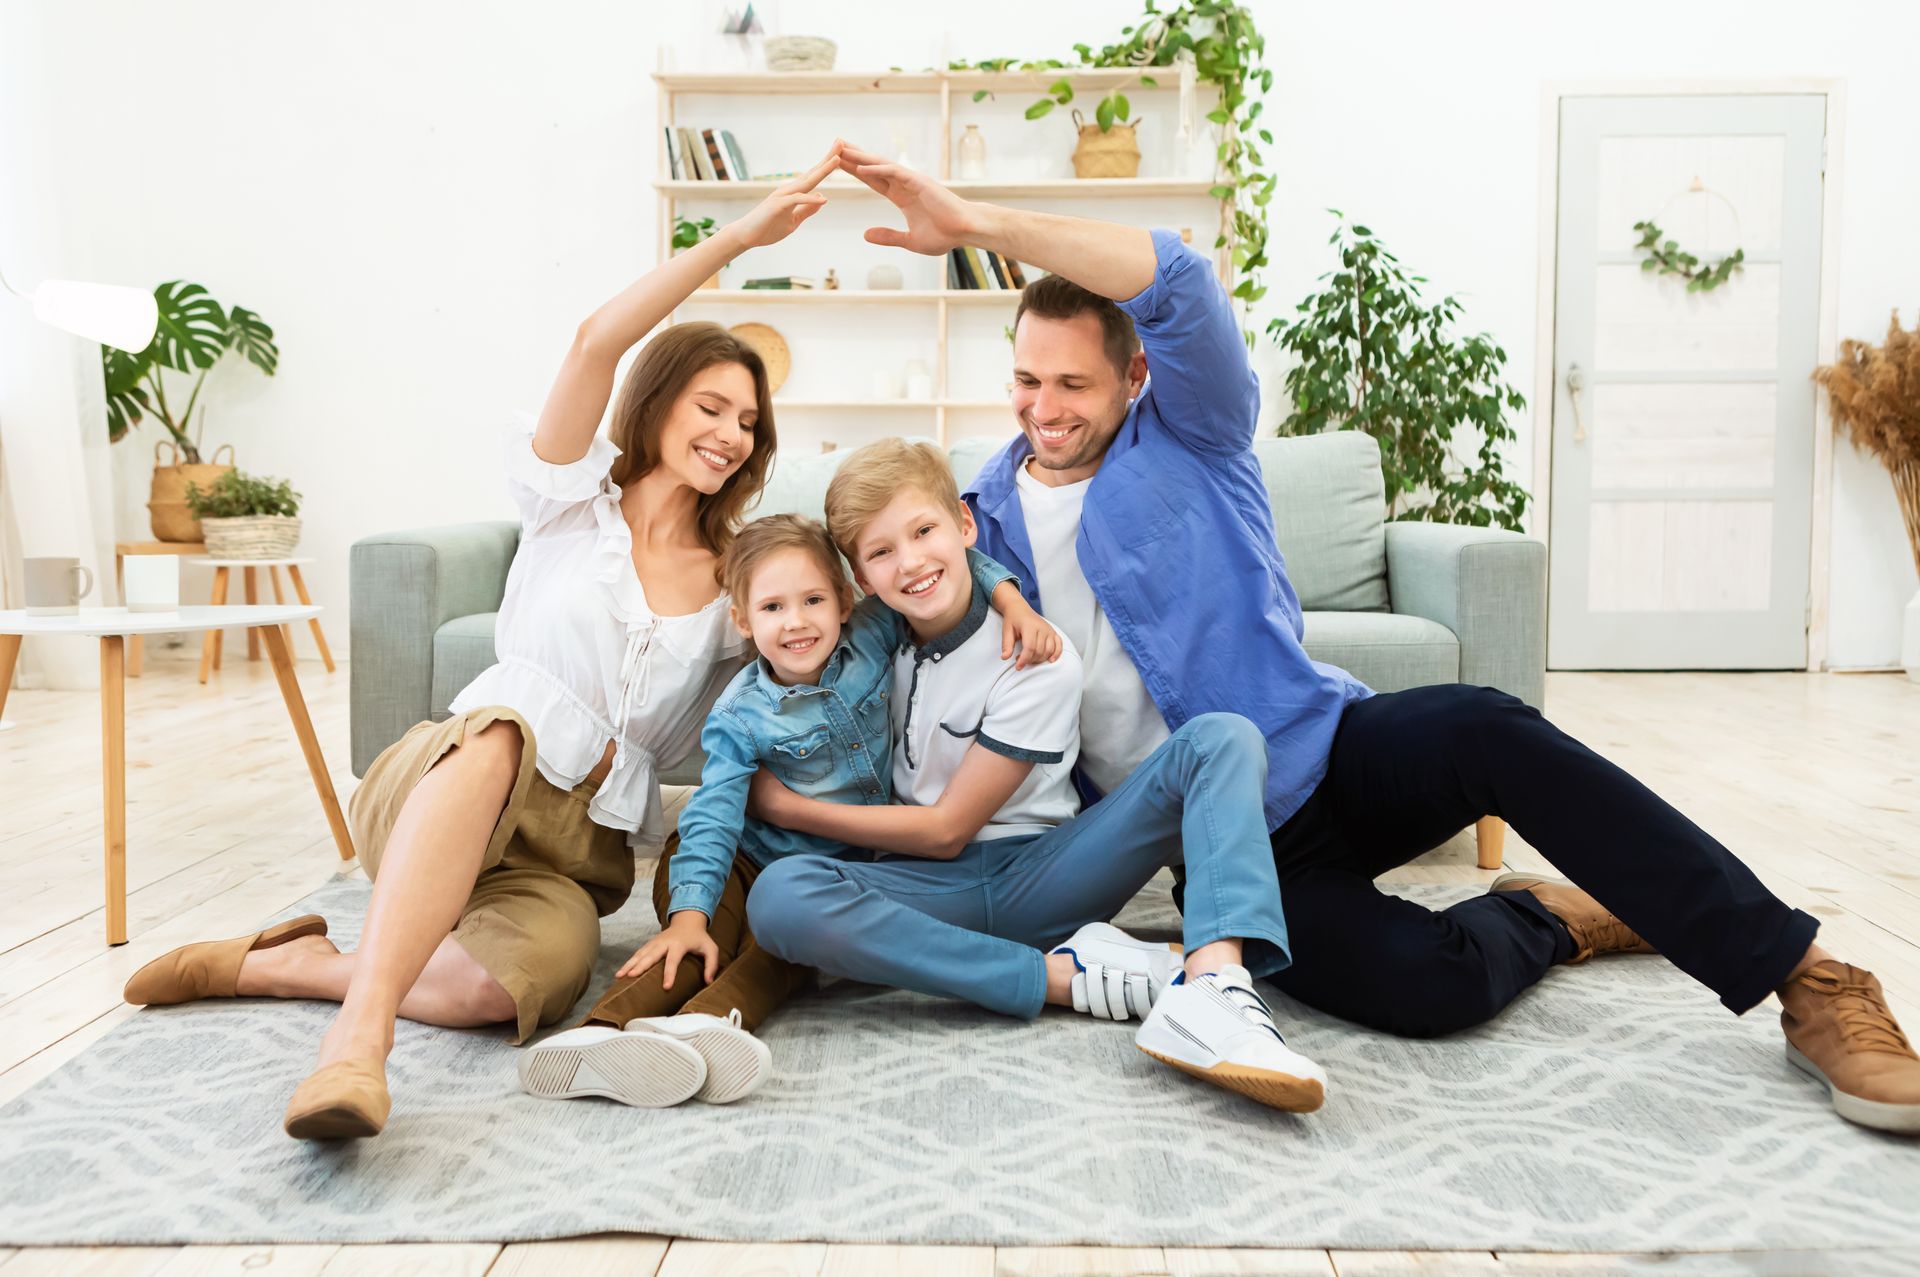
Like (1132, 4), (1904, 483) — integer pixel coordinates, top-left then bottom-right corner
(616, 911), (720, 987)
(836, 139), (976, 257)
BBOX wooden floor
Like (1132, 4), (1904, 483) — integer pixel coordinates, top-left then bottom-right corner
(1, 649), (1916, 1276)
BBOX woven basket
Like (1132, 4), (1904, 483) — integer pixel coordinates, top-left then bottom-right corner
(765, 35), (836, 72)
(1071, 109), (1142, 179)
(148, 441), (235, 542)
(201, 515), (302, 559)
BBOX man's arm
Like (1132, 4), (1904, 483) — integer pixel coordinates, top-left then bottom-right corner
(836, 141), (1256, 453)
(753, 743), (1032, 861)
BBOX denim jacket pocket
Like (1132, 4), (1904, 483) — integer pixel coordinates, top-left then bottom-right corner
(770, 723), (836, 785)
(857, 684), (892, 738)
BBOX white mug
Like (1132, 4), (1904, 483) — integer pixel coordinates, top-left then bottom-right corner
(123, 555), (181, 612)
(25, 557), (93, 616)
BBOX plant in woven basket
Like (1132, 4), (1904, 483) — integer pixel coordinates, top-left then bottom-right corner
(1268, 214), (1530, 530)
(185, 469), (301, 520)
(1813, 311), (1920, 577)
(101, 280), (278, 462)
(948, 1), (1275, 325)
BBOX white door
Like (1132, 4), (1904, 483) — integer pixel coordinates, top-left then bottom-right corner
(1548, 94), (1825, 669)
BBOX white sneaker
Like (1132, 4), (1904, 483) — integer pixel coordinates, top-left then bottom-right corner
(1134, 964), (1326, 1113)
(1049, 922), (1186, 1022)
(624, 1008), (773, 1104)
(517, 1025), (706, 1107)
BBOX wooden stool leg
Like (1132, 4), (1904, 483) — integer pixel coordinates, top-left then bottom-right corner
(1475, 815), (1507, 871)
(101, 636), (128, 945)
(261, 625), (355, 862)
(286, 565), (336, 673)
(199, 567), (230, 684)
(244, 567), (260, 661)
(0, 632), (21, 722)
(269, 566), (294, 652)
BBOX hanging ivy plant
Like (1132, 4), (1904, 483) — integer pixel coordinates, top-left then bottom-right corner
(1632, 220), (1745, 293)
(947, 1), (1275, 340)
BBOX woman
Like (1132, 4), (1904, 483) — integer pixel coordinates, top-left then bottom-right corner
(121, 144), (842, 1140)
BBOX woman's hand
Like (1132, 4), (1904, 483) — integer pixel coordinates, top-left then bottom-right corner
(747, 765), (801, 824)
(1000, 597), (1063, 670)
(726, 143), (841, 250)
(616, 911), (720, 987)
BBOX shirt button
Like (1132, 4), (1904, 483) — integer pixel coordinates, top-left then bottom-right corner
(850, 742), (862, 751)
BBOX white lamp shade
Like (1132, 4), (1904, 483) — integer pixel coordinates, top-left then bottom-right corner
(32, 280), (158, 352)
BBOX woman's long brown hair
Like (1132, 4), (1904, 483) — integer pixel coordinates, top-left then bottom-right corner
(605, 322), (778, 563)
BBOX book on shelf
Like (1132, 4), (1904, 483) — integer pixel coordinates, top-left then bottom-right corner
(663, 128), (681, 180)
(677, 128), (707, 181)
(701, 129), (730, 179)
(742, 276), (817, 290)
(1001, 254), (1029, 288)
(962, 246), (997, 290)
(985, 251), (1010, 289)
(947, 248), (976, 289)
(721, 130), (750, 183)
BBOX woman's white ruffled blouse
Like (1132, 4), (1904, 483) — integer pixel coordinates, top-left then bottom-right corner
(447, 420), (750, 846)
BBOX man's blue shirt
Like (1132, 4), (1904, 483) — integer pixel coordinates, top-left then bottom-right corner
(964, 228), (1371, 832)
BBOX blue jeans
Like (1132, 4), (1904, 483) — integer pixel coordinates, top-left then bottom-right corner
(746, 712), (1290, 1018)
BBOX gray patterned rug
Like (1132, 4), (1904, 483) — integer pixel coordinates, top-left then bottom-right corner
(1, 873), (1916, 1250)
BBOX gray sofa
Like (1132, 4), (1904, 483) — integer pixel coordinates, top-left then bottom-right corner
(350, 432), (1546, 800)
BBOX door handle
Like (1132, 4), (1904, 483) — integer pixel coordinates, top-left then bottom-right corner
(1567, 363), (1589, 443)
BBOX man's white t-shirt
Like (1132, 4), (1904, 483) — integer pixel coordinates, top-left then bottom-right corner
(892, 598), (1083, 841)
(1015, 459), (1171, 795)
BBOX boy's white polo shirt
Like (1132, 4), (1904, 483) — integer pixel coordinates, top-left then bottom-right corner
(890, 581), (1084, 841)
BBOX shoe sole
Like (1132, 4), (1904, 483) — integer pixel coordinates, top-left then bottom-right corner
(284, 1100), (384, 1141)
(518, 1033), (705, 1108)
(124, 913), (331, 1006)
(1786, 1042), (1920, 1134)
(1138, 1044), (1326, 1113)
(642, 1023), (773, 1104)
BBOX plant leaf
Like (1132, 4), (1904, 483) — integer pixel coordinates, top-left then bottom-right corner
(225, 306), (279, 376)
(102, 346), (151, 442)
(149, 280), (227, 372)
(1050, 78), (1073, 104)
(1025, 99), (1055, 120)
(972, 89), (989, 102)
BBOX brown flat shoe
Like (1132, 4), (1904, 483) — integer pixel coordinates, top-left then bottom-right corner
(1781, 960), (1920, 1135)
(122, 914), (328, 1006)
(1489, 873), (1656, 963)
(283, 1059), (391, 1140)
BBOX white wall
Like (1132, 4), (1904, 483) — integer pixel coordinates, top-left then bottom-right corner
(3, 0), (1914, 667)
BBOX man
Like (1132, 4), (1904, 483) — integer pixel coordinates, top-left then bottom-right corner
(829, 139), (1920, 1135)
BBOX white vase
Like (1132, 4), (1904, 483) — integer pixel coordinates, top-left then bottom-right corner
(1903, 588), (1920, 683)
(957, 125), (987, 180)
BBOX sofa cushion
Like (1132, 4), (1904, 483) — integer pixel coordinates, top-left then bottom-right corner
(748, 435), (943, 523)
(1302, 610), (1458, 693)
(1253, 433), (1389, 613)
(430, 612), (500, 720)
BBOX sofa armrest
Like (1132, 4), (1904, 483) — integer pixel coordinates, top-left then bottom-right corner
(349, 521), (519, 777)
(1383, 520), (1546, 709)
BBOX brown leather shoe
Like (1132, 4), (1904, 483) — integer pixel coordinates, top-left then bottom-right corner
(283, 1059), (392, 1140)
(1781, 960), (1920, 1135)
(1489, 873), (1656, 963)
(122, 914), (328, 1006)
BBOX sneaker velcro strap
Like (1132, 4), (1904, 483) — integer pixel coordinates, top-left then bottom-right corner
(1075, 963), (1152, 1021)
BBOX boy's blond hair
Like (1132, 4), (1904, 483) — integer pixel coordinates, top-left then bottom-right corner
(824, 438), (968, 562)
(720, 514), (853, 614)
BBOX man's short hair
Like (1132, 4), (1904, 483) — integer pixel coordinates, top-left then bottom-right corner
(824, 438), (968, 562)
(721, 514), (853, 614)
(1014, 273), (1141, 378)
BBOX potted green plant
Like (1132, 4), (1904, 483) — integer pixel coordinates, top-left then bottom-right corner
(673, 215), (722, 288)
(101, 279), (280, 542)
(185, 469), (302, 559)
(1268, 214), (1530, 530)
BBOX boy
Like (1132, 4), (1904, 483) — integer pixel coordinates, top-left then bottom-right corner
(519, 513), (1056, 1107)
(744, 439), (1328, 1113)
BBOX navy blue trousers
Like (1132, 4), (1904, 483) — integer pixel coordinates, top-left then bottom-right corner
(1180, 684), (1818, 1038)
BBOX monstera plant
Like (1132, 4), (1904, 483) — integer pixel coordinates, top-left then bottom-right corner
(102, 280), (278, 462)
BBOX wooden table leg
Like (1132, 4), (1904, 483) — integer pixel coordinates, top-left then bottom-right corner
(0, 632), (21, 722)
(101, 636), (128, 945)
(260, 625), (355, 862)
(244, 567), (260, 661)
(116, 553), (144, 678)
(199, 566), (230, 683)
(268, 566), (294, 652)
(285, 564), (336, 674)
(1475, 815), (1507, 871)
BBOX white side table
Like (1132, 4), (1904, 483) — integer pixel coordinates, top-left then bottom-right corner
(185, 556), (337, 683)
(0, 605), (356, 945)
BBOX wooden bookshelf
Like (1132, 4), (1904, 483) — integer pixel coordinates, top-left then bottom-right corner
(655, 66), (1229, 445)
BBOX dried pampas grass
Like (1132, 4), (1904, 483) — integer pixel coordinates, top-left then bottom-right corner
(1814, 310), (1920, 576)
